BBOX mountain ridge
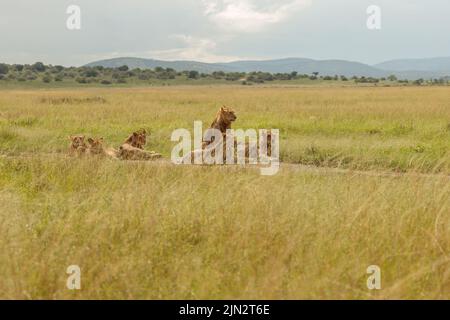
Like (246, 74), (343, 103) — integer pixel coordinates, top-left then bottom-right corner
(85, 56), (450, 80)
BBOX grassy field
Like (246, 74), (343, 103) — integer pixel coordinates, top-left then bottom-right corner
(0, 86), (449, 299)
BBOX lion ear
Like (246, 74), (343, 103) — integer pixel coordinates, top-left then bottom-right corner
(220, 106), (225, 111)
(87, 138), (94, 144)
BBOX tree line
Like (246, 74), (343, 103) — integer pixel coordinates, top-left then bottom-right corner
(0, 62), (448, 86)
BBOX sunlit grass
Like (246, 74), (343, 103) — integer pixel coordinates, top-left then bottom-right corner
(0, 86), (449, 299)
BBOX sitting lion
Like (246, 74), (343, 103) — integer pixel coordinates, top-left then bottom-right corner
(210, 106), (237, 134)
(202, 106), (237, 149)
(69, 135), (87, 156)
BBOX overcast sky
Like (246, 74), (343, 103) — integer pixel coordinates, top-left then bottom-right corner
(1, 0), (449, 66)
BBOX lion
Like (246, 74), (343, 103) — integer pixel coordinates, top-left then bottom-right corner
(118, 143), (162, 161)
(86, 137), (118, 158)
(124, 129), (147, 150)
(202, 106), (237, 149)
(210, 106), (237, 134)
(68, 135), (87, 156)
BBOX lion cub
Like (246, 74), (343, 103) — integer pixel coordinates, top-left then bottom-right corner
(69, 135), (88, 156)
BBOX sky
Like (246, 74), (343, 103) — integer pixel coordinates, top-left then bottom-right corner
(0, 0), (449, 66)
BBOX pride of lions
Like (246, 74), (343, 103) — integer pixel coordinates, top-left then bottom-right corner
(69, 129), (162, 160)
(69, 106), (271, 162)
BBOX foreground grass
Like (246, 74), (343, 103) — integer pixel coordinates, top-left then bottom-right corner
(0, 86), (449, 299)
(0, 86), (449, 173)
(0, 155), (449, 299)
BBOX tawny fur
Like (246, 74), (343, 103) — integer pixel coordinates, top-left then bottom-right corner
(86, 137), (118, 159)
(202, 106), (237, 149)
(118, 143), (162, 161)
(124, 129), (147, 150)
(210, 106), (237, 134)
(69, 135), (87, 156)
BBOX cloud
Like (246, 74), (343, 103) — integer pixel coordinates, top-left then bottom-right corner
(202, 0), (312, 32)
(145, 35), (245, 62)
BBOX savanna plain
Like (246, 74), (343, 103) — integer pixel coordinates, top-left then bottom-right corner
(0, 85), (449, 299)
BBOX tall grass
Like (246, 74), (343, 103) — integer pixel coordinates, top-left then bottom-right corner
(0, 86), (449, 172)
(0, 86), (449, 299)
(0, 156), (448, 299)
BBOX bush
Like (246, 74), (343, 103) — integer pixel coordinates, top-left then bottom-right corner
(188, 71), (199, 79)
(14, 64), (24, 72)
(100, 80), (112, 85)
(76, 77), (87, 84)
(42, 76), (52, 83)
(84, 69), (99, 77)
(117, 65), (129, 72)
(0, 63), (9, 75)
(32, 62), (46, 72)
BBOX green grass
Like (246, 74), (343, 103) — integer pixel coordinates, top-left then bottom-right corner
(0, 86), (449, 172)
(0, 86), (449, 299)
(0, 156), (449, 299)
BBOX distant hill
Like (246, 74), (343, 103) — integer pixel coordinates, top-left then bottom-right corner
(374, 57), (450, 72)
(85, 57), (450, 80)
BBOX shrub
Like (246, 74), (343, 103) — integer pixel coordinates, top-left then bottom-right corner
(32, 62), (46, 72)
(42, 75), (52, 83)
(0, 63), (9, 74)
(188, 71), (199, 79)
(101, 80), (112, 85)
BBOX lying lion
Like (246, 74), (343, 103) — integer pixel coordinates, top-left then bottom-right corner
(86, 137), (118, 159)
(124, 129), (147, 150)
(118, 143), (162, 161)
(69, 135), (88, 156)
(118, 129), (162, 161)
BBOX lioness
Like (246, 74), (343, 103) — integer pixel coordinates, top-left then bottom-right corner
(69, 135), (87, 155)
(118, 143), (162, 161)
(202, 106), (237, 149)
(210, 106), (237, 134)
(86, 137), (118, 158)
(124, 129), (147, 150)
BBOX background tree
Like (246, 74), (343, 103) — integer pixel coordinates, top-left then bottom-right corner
(0, 63), (9, 75)
(32, 62), (46, 72)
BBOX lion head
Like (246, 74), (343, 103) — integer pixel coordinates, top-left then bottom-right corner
(124, 129), (147, 150)
(87, 137), (105, 155)
(219, 106), (237, 124)
(211, 106), (237, 133)
(69, 135), (87, 151)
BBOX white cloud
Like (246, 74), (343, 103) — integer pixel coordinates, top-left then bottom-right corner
(145, 35), (246, 62)
(202, 0), (312, 32)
